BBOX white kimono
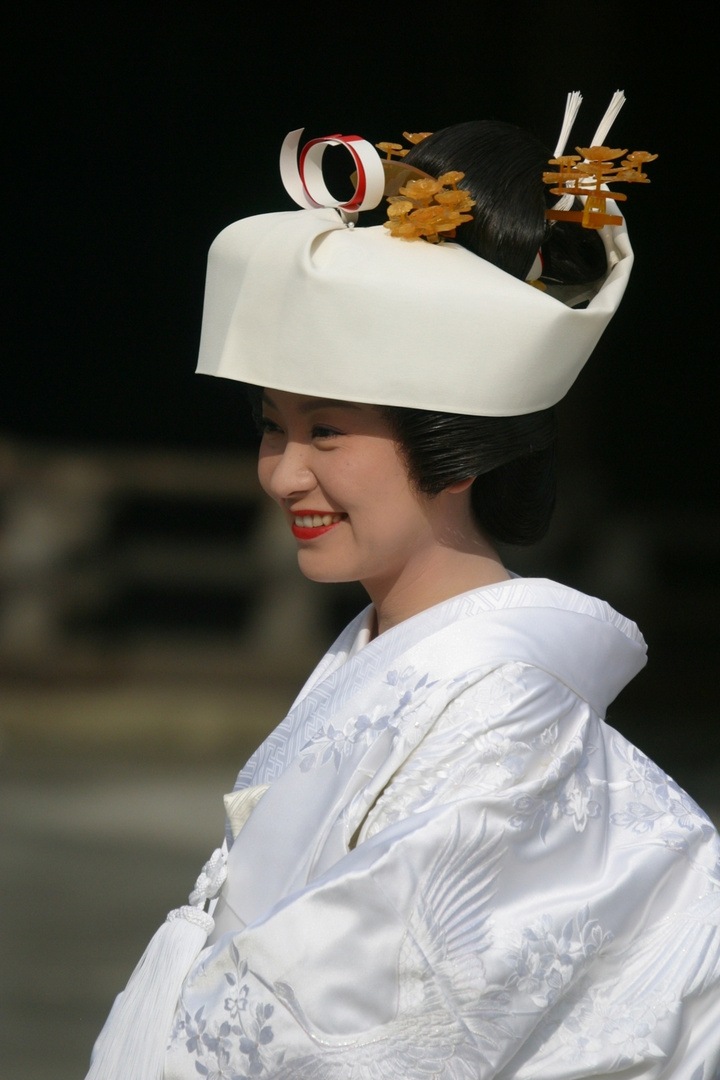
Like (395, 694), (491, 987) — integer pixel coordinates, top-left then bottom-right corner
(129, 580), (720, 1077)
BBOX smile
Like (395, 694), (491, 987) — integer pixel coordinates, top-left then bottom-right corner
(291, 512), (346, 540)
(293, 513), (345, 528)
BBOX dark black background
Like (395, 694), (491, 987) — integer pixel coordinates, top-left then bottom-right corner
(4, 5), (718, 777)
(6, 2), (714, 489)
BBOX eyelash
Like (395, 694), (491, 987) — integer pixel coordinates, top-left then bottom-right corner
(257, 416), (342, 440)
(256, 416), (281, 435)
(311, 425), (341, 440)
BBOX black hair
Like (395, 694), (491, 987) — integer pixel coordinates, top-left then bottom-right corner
(404, 120), (607, 284)
(379, 407), (557, 546)
(372, 120), (608, 545)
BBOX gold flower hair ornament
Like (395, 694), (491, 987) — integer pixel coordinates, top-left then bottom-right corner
(375, 133), (435, 161)
(544, 145), (658, 229)
(372, 132), (448, 207)
(384, 172), (476, 243)
(376, 131), (476, 243)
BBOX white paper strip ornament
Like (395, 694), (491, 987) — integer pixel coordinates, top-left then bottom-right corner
(280, 127), (386, 213)
(553, 90), (583, 157)
(553, 90), (626, 211)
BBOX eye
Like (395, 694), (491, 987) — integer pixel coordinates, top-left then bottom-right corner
(311, 424), (342, 440)
(257, 414), (283, 436)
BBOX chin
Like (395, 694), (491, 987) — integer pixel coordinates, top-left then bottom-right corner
(296, 553), (359, 585)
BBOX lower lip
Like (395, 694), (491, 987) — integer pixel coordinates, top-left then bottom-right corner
(291, 520), (344, 541)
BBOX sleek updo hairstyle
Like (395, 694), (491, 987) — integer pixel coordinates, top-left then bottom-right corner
(379, 407), (557, 546)
(403, 120), (608, 285)
(374, 120), (608, 546)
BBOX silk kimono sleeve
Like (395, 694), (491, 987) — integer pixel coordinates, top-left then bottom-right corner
(164, 660), (720, 1079)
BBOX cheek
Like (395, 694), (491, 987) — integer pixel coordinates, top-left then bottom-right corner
(355, 443), (413, 498)
(257, 447), (279, 502)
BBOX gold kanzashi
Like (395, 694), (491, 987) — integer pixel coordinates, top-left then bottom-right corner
(544, 145), (658, 229)
(375, 132), (434, 161)
(384, 171), (475, 243)
(375, 141), (408, 160)
(376, 132), (474, 241)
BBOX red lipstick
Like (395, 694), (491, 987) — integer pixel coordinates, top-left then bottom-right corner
(290, 512), (346, 541)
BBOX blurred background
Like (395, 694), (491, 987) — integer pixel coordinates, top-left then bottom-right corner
(3, 4), (718, 1075)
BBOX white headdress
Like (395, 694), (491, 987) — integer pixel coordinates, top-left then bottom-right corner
(195, 94), (648, 415)
(196, 94), (651, 416)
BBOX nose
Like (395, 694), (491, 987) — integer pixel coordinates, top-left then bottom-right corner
(258, 439), (315, 503)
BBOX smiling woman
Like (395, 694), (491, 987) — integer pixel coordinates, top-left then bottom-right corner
(86, 105), (720, 1080)
(255, 390), (508, 633)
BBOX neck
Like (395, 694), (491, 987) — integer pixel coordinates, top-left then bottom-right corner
(367, 544), (509, 638)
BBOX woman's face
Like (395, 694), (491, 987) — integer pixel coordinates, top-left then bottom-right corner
(257, 389), (455, 603)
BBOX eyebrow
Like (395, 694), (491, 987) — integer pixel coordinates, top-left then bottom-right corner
(262, 393), (362, 415)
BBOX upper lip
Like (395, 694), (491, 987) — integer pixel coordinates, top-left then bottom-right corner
(290, 509), (343, 516)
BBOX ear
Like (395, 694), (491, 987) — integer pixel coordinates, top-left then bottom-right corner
(444, 476), (475, 495)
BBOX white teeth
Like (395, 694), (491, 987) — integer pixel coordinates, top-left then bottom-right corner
(294, 513), (343, 527)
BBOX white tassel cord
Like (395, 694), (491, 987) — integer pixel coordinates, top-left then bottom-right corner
(85, 847), (227, 1080)
(86, 908), (213, 1080)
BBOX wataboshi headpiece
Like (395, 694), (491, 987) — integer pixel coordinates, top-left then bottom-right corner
(197, 92), (653, 416)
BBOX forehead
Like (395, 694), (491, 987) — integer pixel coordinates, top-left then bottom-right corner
(261, 391), (365, 415)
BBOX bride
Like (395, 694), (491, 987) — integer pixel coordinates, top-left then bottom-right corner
(87, 101), (720, 1080)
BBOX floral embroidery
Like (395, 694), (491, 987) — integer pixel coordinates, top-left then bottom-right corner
(504, 907), (613, 1009)
(298, 708), (398, 772)
(537, 977), (680, 1069)
(610, 736), (716, 854)
(360, 665), (534, 838)
(557, 770), (602, 832)
(298, 668), (437, 772)
(508, 748), (598, 840)
(171, 943), (285, 1078)
(609, 802), (664, 834)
